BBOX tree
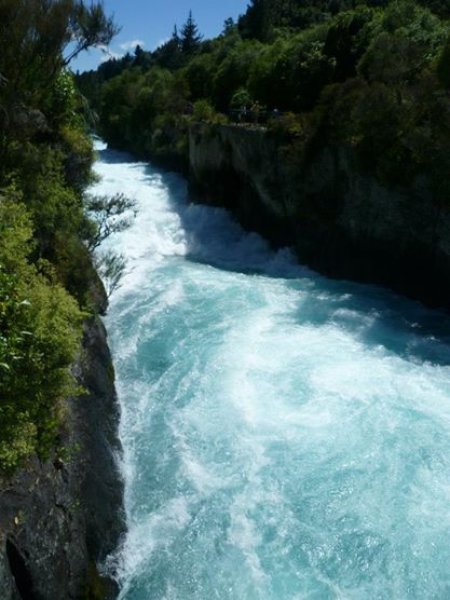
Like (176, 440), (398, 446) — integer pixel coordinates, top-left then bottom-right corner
(0, 0), (118, 140)
(84, 193), (136, 250)
(152, 25), (183, 69)
(65, 1), (120, 65)
(95, 250), (127, 298)
(238, 0), (273, 41)
(222, 17), (236, 36)
(134, 44), (149, 68)
(180, 11), (202, 54)
(172, 24), (181, 47)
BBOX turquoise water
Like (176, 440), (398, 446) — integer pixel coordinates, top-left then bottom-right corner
(92, 142), (450, 599)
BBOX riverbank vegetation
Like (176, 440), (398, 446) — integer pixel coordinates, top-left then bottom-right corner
(77, 0), (450, 198)
(0, 0), (117, 472)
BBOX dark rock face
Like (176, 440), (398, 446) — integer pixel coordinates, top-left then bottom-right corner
(189, 123), (450, 308)
(0, 317), (125, 600)
(74, 317), (125, 568)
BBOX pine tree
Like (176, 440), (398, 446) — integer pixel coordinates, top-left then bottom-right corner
(133, 44), (146, 67)
(152, 24), (182, 69)
(172, 24), (180, 48)
(222, 17), (235, 36)
(180, 11), (202, 54)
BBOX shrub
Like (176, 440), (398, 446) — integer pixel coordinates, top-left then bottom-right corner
(0, 199), (83, 472)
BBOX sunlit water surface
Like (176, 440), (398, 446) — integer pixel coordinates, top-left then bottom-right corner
(92, 141), (450, 599)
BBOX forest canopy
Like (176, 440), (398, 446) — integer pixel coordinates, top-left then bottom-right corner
(76, 0), (450, 194)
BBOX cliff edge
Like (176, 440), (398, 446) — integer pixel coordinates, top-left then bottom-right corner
(189, 123), (450, 308)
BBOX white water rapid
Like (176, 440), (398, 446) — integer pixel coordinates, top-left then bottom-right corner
(92, 140), (450, 600)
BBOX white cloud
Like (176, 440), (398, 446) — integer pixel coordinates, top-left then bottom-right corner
(119, 39), (145, 51)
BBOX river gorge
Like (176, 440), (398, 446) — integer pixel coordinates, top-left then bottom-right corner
(93, 140), (450, 599)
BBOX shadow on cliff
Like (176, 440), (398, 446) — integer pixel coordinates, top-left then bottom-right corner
(100, 147), (450, 368)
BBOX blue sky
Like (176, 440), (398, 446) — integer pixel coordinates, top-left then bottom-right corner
(72, 0), (250, 72)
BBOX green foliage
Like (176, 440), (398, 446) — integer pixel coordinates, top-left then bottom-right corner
(268, 112), (310, 139)
(192, 100), (228, 124)
(85, 193), (136, 250)
(249, 27), (336, 111)
(49, 70), (80, 127)
(212, 40), (264, 110)
(0, 200), (83, 472)
(436, 35), (450, 88)
(95, 251), (127, 299)
(222, 18), (237, 36)
(60, 123), (96, 192)
(151, 28), (183, 70)
(324, 7), (375, 80)
(180, 11), (203, 55)
(0, 0), (118, 473)
(238, 0), (359, 38)
(79, 0), (450, 200)
(182, 54), (216, 99)
(239, 0), (273, 42)
(359, 2), (446, 83)
(0, 0), (117, 130)
(230, 88), (254, 109)
(97, 65), (190, 166)
(420, 0), (450, 18)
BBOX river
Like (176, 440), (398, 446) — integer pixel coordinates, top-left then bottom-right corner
(91, 141), (450, 599)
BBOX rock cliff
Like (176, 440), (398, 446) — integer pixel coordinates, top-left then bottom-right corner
(0, 315), (124, 600)
(189, 123), (450, 308)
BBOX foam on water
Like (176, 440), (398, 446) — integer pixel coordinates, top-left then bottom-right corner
(92, 141), (450, 599)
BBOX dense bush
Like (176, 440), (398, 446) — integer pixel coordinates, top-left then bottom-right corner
(0, 1), (117, 472)
(0, 200), (83, 471)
